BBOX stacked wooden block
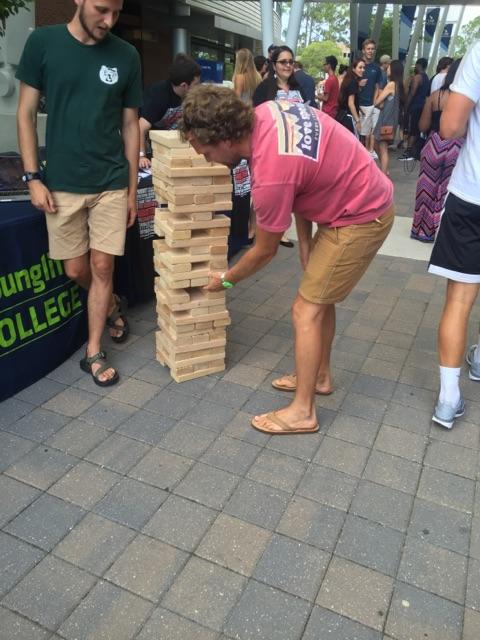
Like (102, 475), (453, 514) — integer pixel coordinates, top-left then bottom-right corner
(150, 130), (232, 382)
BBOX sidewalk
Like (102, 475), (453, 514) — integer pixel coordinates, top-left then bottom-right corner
(1, 156), (479, 640)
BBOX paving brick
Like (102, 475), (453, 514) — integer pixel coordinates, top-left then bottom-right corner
(0, 475), (40, 528)
(373, 424), (427, 463)
(0, 531), (44, 597)
(53, 512), (136, 575)
(253, 533), (329, 601)
(143, 388), (199, 419)
(276, 496), (345, 552)
(351, 374), (397, 400)
(350, 480), (414, 532)
(116, 410), (177, 445)
(240, 345), (284, 370)
(162, 557), (246, 632)
(463, 607), (480, 640)
(363, 450), (421, 495)
(424, 440), (477, 479)
(48, 461), (120, 509)
(302, 606), (382, 640)
(0, 432), (36, 472)
(296, 464), (358, 511)
(85, 432), (151, 473)
(471, 516), (480, 560)
(336, 336), (374, 357)
(143, 494), (216, 551)
(183, 400), (238, 432)
(202, 380), (254, 409)
(105, 534), (187, 601)
(399, 365), (439, 392)
(200, 436), (260, 475)
(313, 436), (370, 477)
(94, 477), (167, 529)
(316, 556), (394, 631)
(241, 390), (287, 416)
(466, 557), (480, 611)
(2, 555), (96, 631)
(4, 493), (85, 551)
(135, 607), (219, 640)
(246, 449), (307, 493)
(128, 448), (193, 490)
(408, 498), (472, 556)
(58, 580), (152, 640)
(223, 411), (271, 446)
(4, 408), (70, 442)
(5, 445), (77, 490)
(417, 467), (475, 513)
(159, 421), (218, 458)
(167, 376), (219, 400)
(131, 361), (176, 387)
(222, 363), (270, 389)
(42, 387), (99, 417)
(224, 478), (290, 529)
(392, 383), (436, 413)
(0, 398), (34, 429)
(45, 420), (109, 457)
(265, 425), (327, 461)
(197, 513), (271, 576)
(430, 418), (480, 450)
(0, 606), (50, 640)
(223, 579), (311, 640)
(78, 397), (138, 429)
(326, 413), (380, 447)
(383, 402), (432, 434)
(398, 537), (468, 605)
(106, 378), (161, 407)
(15, 378), (67, 406)
(340, 392), (388, 423)
(385, 582), (463, 640)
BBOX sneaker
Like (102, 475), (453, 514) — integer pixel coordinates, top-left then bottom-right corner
(432, 396), (465, 429)
(466, 344), (480, 381)
(398, 150), (414, 161)
(369, 150), (379, 160)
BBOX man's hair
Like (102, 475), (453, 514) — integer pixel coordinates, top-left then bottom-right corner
(379, 54), (391, 64)
(268, 43), (277, 53)
(179, 85), (254, 145)
(254, 54), (267, 72)
(415, 57), (428, 70)
(325, 55), (338, 70)
(436, 56), (453, 72)
(362, 38), (376, 49)
(294, 60), (303, 69)
(168, 54), (201, 86)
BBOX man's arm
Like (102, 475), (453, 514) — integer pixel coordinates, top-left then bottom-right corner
(139, 116), (152, 168)
(204, 226), (283, 291)
(294, 214), (313, 270)
(440, 92), (475, 139)
(405, 75), (420, 111)
(17, 82), (56, 213)
(122, 107), (140, 228)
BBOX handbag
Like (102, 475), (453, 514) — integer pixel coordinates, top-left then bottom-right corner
(380, 125), (394, 141)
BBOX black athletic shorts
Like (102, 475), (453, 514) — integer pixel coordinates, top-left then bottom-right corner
(407, 107), (423, 137)
(428, 193), (480, 283)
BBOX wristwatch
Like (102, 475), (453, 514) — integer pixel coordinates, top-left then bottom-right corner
(220, 272), (234, 289)
(22, 171), (42, 183)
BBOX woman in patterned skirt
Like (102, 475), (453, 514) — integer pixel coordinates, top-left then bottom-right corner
(411, 59), (465, 242)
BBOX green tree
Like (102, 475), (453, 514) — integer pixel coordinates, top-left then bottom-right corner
(0, 0), (32, 36)
(297, 40), (344, 80)
(453, 16), (480, 56)
(377, 16), (393, 59)
(281, 2), (349, 49)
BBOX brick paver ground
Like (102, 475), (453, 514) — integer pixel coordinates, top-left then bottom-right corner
(1, 157), (479, 639)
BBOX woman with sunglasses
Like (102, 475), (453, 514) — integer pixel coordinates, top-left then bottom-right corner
(253, 46), (306, 247)
(336, 58), (365, 134)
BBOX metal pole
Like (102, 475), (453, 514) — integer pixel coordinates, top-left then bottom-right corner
(404, 6), (426, 81)
(260, 0), (274, 56)
(350, 2), (359, 58)
(172, 29), (188, 56)
(392, 4), (400, 59)
(448, 6), (465, 56)
(427, 6), (449, 76)
(371, 4), (386, 46)
(285, 0), (305, 54)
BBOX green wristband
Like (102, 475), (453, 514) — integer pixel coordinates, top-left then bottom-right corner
(222, 280), (234, 289)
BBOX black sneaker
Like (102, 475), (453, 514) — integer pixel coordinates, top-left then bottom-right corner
(398, 149), (414, 161)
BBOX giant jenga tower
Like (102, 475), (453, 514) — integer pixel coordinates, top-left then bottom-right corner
(150, 130), (232, 382)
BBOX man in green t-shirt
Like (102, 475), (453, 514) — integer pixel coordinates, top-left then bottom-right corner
(16, 0), (142, 387)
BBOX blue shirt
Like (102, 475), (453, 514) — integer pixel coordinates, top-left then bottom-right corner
(359, 62), (382, 107)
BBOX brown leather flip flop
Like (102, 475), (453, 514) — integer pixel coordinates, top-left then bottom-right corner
(271, 374), (333, 396)
(251, 412), (319, 435)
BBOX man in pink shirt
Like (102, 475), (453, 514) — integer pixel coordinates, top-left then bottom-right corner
(180, 85), (394, 435)
(317, 55), (339, 118)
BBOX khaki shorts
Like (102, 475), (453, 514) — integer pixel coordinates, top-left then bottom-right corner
(299, 206), (394, 304)
(358, 105), (380, 136)
(46, 189), (128, 260)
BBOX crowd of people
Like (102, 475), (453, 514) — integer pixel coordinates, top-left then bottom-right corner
(14, 0), (480, 433)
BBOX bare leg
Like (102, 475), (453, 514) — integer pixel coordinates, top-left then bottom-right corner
(438, 281), (480, 366)
(63, 254), (91, 290)
(253, 295), (333, 432)
(375, 141), (390, 175)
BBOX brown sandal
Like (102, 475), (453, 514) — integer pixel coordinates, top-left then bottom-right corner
(251, 412), (319, 435)
(80, 351), (119, 387)
(106, 294), (129, 344)
(271, 373), (333, 396)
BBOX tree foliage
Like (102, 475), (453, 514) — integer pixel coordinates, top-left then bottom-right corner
(0, 0), (32, 36)
(376, 16), (393, 59)
(297, 40), (345, 80)
(453, 16), (480, 57)
(281, 2), (349, 48)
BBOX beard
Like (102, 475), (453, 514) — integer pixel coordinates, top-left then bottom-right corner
(79, 5), (108, 42)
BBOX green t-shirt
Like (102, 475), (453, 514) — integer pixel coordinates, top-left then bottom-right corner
(16, 25), (142, 193)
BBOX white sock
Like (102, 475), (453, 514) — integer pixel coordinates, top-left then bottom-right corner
(439, 366), (461, 405)
(474, 340), (480, 364)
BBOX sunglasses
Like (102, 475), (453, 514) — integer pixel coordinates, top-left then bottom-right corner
(276, 59), (295, 66)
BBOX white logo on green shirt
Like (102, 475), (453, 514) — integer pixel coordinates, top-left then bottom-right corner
(99, 66), (118, 85)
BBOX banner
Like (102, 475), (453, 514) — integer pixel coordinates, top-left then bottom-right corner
(440, 23), (454, 56)
(424, 8), (440, 60)
(357, 4), (375, 53)
(399, 6), (417, 61)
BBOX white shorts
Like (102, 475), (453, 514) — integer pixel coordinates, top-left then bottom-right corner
(359, 105), (380, 136)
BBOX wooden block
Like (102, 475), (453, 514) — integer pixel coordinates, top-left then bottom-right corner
(152, 144), (197, 158)
(212, 175), (232, 184)
(161, 183), (232, 197)
(168, 201), (232, 215)
(171, 362), (225, 383)
(207, 227), (229, 237)
(158, 232), (229, 249)
(210, 259), (228, 270)
(158, 336), (226, 355)
(152, 157), (230, 179)
(210, 244), (229, 254)
(190, 156), (211, 167)
(154, 278), (190, 303)
(160, 248), (212, 266)
(194, 193), (214, 204)
(214, 318), (231, 327)
(154, 217), (192, 240)
(149, 130), (189, 147)
(190, 277), (209, 287)
(195, 321), (214, 330)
